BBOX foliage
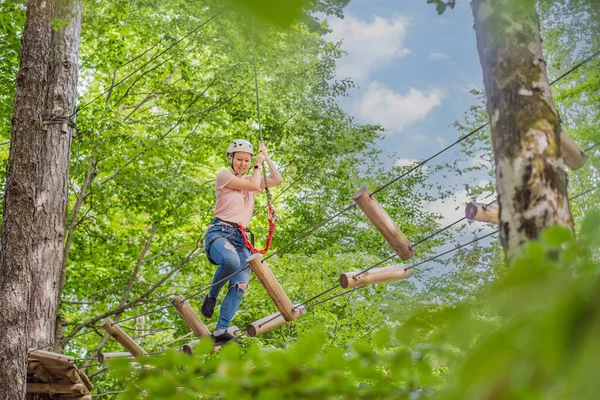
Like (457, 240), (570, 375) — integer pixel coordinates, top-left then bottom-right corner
(108, 210), (600, 399)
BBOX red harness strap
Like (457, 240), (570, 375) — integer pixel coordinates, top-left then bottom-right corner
(237, 203), (277, 254)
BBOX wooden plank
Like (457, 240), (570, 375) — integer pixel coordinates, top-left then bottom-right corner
(182, 327), (240, 355)
(171, 294), (211, 338)
(59, 396), (92, 400)
(340, 265), (412, 289)
(98, 351), (134, 364)
(465, 202), (499, 225)
(561, 130), (586, 170)
(101, 318), (147, 357)
(26, 383), (86, 395)
(353, 188), (414, 260)
(29, 361), (53, 383)
(248, 254), (296, 321)
(28, 350), (75, 367)
(246, 306), (306, 337)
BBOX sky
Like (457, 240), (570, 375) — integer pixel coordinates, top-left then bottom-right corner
(323, 0), (494, 229)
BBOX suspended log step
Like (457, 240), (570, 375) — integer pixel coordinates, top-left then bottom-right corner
(172, 294), (211, 338)
(246, 306), (307, 337)
(101, 318), (147, 357)
(98, 351), (135, 364)
(340, 265), (412, 289)
(353, 188), (414, 260)
(561, 130), (586, 170)
(248, 254), (298, 321)
(27, 350), (92, 396)
(465, 202), (499, 225)
(182, 326), (241, 355)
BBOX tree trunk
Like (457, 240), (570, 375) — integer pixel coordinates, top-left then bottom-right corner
(0, 0), (55, 398)
(28, 0), (83, 355)
(472, 0), (573, 258)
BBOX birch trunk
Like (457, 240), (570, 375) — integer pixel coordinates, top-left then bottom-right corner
(472, 0), (573, 258)
(28, 0), (83, 355)
(0, 0), (55, 398)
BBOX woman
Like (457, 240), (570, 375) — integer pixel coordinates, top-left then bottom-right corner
(202, 139), (283, 345)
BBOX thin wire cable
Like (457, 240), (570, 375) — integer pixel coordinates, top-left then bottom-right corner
(550, 49), (600, 85)
(263, 203), (357, 261)
(71, 10), (224, 116)
(584, 142), (600, 153)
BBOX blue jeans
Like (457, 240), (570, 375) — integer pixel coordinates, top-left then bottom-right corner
(205, 222), (252, 330)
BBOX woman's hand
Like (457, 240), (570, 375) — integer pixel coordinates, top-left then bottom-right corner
(255, 153), (266, 167)
(259, 143), (270, 161)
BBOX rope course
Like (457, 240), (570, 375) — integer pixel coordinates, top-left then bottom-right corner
(24, 46), (600, 398)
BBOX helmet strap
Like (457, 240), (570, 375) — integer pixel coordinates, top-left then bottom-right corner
(229, 152), (240, 176)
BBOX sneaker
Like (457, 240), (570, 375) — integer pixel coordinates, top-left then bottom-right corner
(211, 331), (236, 346)
(201, 295), (217, 318)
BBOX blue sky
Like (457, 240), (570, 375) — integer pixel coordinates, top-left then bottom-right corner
(323, 0), (497, 226)
(325, 0), (484, 165)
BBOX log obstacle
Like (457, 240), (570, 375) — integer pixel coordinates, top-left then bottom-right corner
(246, 306), (307, 337)
(182, 326), (241, 355)
(172, 294), (211, 338)
(27, 350), (93, 397)
(353, 188), (414, 260)
(98, 351), (135, 364)
(101, 318), (147, 357)
(560, 130), (586, 170)
(340, 265), (412, 289)
(465, 202), (499, 225)
(248, 254), (298, 321)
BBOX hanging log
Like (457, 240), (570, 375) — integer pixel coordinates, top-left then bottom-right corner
(340, 265), (412, 289)
(246, 306), (306, 337)
(29, 362), (52, 383)
(182, 326), (241, 355)
(65, 368), (93, 392)
(98, 351), (135, 364)
(101, 318), (147, 357)
(465, 202), (499, 224)
(172, 294), (211, 338)
(560, 130), (586, 170)
(353, 188), (414, 260)
(248, 254), (297, 321)
(60, 396), (92, 400)
(26, 383), (87, 395)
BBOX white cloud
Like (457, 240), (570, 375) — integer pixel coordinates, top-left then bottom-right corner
(425, 181), (493, 226)
(354, 81), (445, 132)
(395, 158), (418, 167)
(429, 52), (450, 60)
(326, 14), (411, 82)
(436, 136), (448, 147)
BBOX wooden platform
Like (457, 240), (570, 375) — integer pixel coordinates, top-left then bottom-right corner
(27, 350), (92, 398)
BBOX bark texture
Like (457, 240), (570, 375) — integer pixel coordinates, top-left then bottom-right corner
(0, 0), (55, 398)
(28, 0), (83, 354)
(472, 0), (573, 258)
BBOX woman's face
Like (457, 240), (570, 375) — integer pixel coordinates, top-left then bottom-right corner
(229, 151), (252, 175)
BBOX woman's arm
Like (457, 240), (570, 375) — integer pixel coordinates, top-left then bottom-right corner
(225, 154), (266, 191)
(259, 143), (283, 188)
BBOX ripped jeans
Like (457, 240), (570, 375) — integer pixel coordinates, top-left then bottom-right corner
(205, 222), (252, 330)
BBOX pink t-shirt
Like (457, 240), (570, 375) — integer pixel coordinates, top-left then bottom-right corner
(213, 171), (261, 228)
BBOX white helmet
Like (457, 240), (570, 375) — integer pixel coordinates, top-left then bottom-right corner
(227, 139), (254, 155)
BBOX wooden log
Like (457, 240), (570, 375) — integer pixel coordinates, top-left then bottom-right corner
(340, 265), (412, 289)
(353, 188), (414, 260)
(182, 326), (240, 355)
(65, 368), (93, 392)
(248, 254), (296, 321)
(101, 318), (147, 357)
(60, 396), (92, 400)
(29, 361), (53, 383)
(246, 306), (306, 337)
(26, 382), (87, 395)
(98, 351), (135, 364)
(465, 202), (499, 225)
(28, 350), (75, 367)
(171, 294), (211, 338)
(560, 130), (586, 170)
